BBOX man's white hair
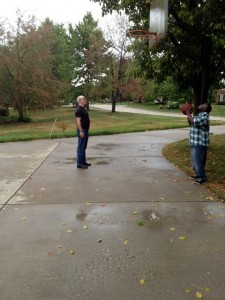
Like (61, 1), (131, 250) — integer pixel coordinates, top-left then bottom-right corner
(77, 95), (85, 103)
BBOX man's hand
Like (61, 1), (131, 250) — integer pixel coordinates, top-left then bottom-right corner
(79, 131), (85, 138)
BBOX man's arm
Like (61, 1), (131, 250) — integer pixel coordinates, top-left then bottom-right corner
(76, 117), (84, 137)
(76, 117), (82, 131)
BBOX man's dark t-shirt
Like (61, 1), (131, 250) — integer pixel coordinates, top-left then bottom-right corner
(75, 106), (90, 130)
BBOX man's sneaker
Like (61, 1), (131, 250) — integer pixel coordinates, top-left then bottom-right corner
(194, 177), (207, 185)
(190, 175), (198, 180)
(84, 162), (91, 166)
(77, 164), (88, 169)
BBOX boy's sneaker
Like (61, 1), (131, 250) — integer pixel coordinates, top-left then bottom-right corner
(194, 177), (208, 185)
(190, 175), (198, 180)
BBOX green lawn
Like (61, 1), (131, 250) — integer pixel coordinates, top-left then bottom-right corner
(162, 135), (225, 202)
(0, 106), (197, 143)
(122, 102), (225, 117)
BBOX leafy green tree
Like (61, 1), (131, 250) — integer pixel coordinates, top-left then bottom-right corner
(0, 13), (62, 121)
(43, 20), (73, 104)
(68, 13), (109, 108)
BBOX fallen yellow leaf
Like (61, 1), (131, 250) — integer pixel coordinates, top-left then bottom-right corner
(70, 249), (75, 255)
(139, 277), (147, 286)
(83, 225), (88, 229)
(196, 291), (203, 299)
(204, 287), (210, 292)
(170, 227), (176, 231)
(124, 240), (129, 245)
(97, 239), (102, 243)
(179, 236), (188, 240)
(66, 229), (73, 233)
(185, 288), (191, 294)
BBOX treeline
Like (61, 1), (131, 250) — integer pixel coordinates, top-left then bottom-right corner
(0, 0), (224, 121)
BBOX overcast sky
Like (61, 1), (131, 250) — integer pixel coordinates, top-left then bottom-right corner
(0, 0), (111, 27)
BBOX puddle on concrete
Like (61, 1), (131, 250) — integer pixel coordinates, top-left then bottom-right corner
(76, 212), (88, 221)
(63, 158), (76, 164)
(141, 209), (164, 230)
(92, 143), (118, 151)
(94, 158), (112, 165)
(65, 158), (75, 161)
(95, 160), (109, 165)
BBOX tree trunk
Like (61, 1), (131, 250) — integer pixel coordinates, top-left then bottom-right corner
(111, 90), (116, 113)
(18, 108), (24, 121)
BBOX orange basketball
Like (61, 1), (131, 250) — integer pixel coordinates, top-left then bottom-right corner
(181, 103), (194, 115)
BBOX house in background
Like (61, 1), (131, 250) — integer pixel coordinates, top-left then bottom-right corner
(216, 89), (225, 104)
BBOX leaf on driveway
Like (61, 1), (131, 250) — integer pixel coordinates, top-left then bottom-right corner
(170, 227), (176, 231)
(83, 225), (88, 229)
(139, 277), (147, 286)
(97, 239), (102, 243)
(185, 287), (191, 293)
(136, 221), (145, 226)
(70, 249), (75, 255)
(196, 291), (203, 298)
(124, 240), (129, 245)
(179, 236), (188, 240)
(66, 229), (73, 233)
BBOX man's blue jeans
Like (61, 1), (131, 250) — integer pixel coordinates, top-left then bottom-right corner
(190, 145), (207, 178)
(77, 129), (89, 166)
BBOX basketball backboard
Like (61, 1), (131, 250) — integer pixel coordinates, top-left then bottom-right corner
(149, 0), (168, 47)
(127, 0), (168, 49)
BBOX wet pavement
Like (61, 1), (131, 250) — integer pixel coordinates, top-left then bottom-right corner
(1, 126), (225, 300)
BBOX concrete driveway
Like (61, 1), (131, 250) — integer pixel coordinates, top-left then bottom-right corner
(0, 126), (225, 300)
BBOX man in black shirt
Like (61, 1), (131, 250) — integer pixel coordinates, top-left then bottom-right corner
(75, 95), (91, 169)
